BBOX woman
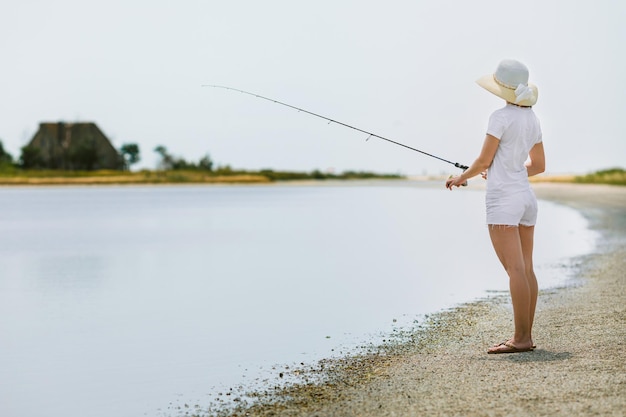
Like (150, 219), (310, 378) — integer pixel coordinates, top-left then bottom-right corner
(446, 59), (545, 354)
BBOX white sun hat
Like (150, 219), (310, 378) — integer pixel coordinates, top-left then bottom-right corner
(476, 59), (538, 106)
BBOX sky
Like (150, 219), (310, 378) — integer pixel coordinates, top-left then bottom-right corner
(1, 0), (624, 176)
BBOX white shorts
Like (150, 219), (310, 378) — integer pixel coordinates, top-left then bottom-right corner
(486, 189), (538, 226)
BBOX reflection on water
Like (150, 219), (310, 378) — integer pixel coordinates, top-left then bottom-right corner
(0, 182), (596, 417)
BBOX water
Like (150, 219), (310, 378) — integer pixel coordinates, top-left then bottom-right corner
(0, 182), (597, 417)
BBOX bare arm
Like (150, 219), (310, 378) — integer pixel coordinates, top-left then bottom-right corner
(446, 134), (499, 189)
(525, 142), (545, 177)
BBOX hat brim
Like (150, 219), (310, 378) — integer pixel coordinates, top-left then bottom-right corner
(476, 74), (538, 106)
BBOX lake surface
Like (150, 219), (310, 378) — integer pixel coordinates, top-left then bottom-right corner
(0, 182), (597, 417)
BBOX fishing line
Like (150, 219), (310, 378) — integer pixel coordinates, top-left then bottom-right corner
(202, 85), (469, 171)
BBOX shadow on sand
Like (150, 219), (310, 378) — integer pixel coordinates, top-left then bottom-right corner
(477, 349), (573, 363)
(498, 349), (573, 363)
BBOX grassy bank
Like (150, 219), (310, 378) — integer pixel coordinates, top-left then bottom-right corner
(530, 168), (626, 186)
(0, 167), (404, 185)
(573, 167), (626, 186)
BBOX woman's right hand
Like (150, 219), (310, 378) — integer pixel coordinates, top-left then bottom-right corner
(446, 175), (466, 190)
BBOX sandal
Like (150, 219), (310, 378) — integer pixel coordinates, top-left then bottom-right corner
(488, 341), (534, 354)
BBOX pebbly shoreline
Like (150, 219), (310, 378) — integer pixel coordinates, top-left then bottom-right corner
(205, 182), (625, 417)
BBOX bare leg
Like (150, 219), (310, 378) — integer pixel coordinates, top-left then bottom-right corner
(487, 225), (534, 352)
(519, 225), (538, 344)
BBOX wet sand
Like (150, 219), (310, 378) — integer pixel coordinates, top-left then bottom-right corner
(210, 182), (626, 417)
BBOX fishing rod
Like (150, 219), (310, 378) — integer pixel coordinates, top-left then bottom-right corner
(202, 84), (469, 172)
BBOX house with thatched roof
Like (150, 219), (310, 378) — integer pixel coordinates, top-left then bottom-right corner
(24, 122), (123, 170)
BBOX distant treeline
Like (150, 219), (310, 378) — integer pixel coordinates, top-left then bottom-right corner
(0, 140), (403, 182)
(226, 168), (402, 181)
(152, 145), (403, 180)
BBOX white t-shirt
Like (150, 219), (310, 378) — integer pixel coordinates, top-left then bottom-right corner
(486, 104), (542, 196)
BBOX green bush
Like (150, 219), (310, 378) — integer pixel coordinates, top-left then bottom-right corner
(0, 140), (14, 170)
(575, 168), (626, 186)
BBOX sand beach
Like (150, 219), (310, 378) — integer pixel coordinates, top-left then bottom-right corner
(214, 182), (626, 417)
